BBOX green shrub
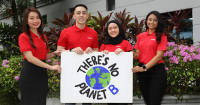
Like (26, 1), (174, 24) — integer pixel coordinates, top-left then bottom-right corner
(0, 55), (61, 98)
(163, 42), (200, 99)
(46, 57), (61, 98)
(0, 55), (23, 92)
(1, 42), (200, 100)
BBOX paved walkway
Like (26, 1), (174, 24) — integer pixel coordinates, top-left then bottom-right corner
(46, 94), (200, 105)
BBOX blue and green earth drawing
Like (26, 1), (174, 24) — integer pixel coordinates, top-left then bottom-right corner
(85, 66), (111, 90)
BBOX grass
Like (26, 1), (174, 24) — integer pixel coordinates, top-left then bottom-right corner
(0, 85), (20, 105)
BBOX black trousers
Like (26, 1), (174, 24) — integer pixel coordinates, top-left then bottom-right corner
(138, 63), (167, 105)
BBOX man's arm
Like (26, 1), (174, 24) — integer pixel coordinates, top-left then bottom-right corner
(56, 46), (69, 56)
(57, 46), (66, 50)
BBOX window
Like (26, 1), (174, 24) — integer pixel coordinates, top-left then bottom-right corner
(161, 9), (193, 41)
(106, 0), (115, 11)
(42, 15), (48, 27)
(69, 7), (74, 14)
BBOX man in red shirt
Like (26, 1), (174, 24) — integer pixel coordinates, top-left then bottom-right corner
(57, 4), (99, 105)
(57, 4), (99, 54)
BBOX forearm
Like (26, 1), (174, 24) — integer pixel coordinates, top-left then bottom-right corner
(133, 50), (139, 60)
(46, 52), (55, 59)
(27, 56), (51, 69)
(57, 45), (70, 52)
(145, 55), (163, 69)
(57, 46), (65, 50)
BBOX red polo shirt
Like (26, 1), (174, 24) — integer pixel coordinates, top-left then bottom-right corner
(57, 24), (99, 51)
(18, 30), (49, 60)
(99, 40), (132, 52)
(134, 30), (167, 64)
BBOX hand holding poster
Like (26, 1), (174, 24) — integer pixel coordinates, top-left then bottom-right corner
(61, 52), (133, 103)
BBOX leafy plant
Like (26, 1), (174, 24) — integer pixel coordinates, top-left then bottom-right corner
(0, 55), (23, 92)
(0, 55), (61, 98)
(131, 16), (145, 36)
(46, 58), (61, 97)
(129, 15), (145, 44)
(44, 27), (62, 51)
(87, 13), (99, 30)
(165, 25), (177, 42)
(91, 11), (113, 46)
(51, 11), (75, 29)
(113, 8), (135, 38)
(166, 8), (192, 42)
(0, 48), (12, 60)
(0, 22), (21, 57)
(163, 42), (200, 99)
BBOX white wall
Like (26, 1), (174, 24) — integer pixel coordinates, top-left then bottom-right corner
(193, 7), (200, 44)
(0, 18), (13, 25)
(0, 0), (200, 43)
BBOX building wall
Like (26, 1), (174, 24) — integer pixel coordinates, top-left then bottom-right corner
(0, 45), (3, 51)
(0, 0), (200, 43)
(0, 18), (13, 25)
(38, 0), (200, 43)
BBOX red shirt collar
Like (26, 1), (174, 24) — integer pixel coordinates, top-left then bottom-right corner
(146, 29), (155, 35)
(74, 23), (88, 32)
(29, 29), (41, 38)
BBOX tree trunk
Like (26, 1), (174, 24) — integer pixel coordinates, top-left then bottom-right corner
(11, 0), (18, 27)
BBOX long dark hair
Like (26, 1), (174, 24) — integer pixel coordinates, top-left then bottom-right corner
(22, 7), (48, 49)
(145, 11), (167, 43)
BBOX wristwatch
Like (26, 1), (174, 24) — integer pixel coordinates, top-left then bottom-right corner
(70, 48), (73, 52)
(142, 65), (147, 71)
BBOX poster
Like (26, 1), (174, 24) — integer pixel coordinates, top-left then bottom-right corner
(61, 52), (133, 103)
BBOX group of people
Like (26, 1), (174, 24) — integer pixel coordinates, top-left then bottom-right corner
(18, 3), (167, 105)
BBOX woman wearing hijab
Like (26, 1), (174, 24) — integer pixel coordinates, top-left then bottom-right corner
(99, 20), (132, 105)
(99, 20), (133, 55)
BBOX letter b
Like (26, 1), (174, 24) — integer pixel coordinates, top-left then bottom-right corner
(109, 85), (119, 95)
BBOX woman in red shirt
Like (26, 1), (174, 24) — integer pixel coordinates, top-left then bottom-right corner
(99, 20), (133, 54)
(18, 7), (62, 105)
(100, 20), (132, 105)
(132, 11), (167, 105)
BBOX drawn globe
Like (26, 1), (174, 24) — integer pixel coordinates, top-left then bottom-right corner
(85, 66), (111, 90)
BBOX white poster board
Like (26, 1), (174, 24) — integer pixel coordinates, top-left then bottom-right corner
(61, 52), (133, 103)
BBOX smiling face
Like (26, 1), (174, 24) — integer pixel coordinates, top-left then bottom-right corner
(27, 11), (41, 30)
(147, 14), (158, 31)
(108, 23), (120, 38)
(73, 6), (88, 25)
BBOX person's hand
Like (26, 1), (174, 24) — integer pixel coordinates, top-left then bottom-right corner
(85, 47), (93, 54)
(102, 50), (109, 54)
(71, 47), (84, 55)
(54, 49), (64, 56)
(115, 48), (124, 55)
(50, 65), (62, 73)
(133, 52), (139, 60)
(131, 66), (145, 73)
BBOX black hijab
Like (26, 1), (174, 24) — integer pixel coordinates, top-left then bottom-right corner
(103, 20), (127, 45)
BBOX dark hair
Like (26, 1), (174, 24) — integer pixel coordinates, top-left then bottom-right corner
(145, 11), (167, 43)
(74, 4), (88, 11)
(22, 7), (48, 49)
